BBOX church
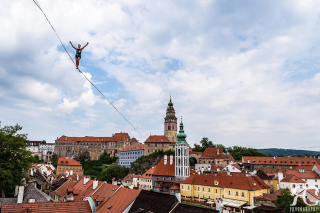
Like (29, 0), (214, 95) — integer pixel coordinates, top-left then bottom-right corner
(144, 96), (179, 155)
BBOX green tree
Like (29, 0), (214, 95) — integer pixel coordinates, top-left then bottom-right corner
(274, 188), (305, 213)
(200, 137), (214, 151)
(0, 122), (32, 197)
(192, 143), (202, 152)
(41, 140), (46, 144)
(100, 164), (129, 183)
(228, 146), (267, 160)
(99, 151), (117, 164)
(51, 153), (58, 167)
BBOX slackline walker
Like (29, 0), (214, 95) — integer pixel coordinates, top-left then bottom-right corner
(70, 41), (89, 69)
(32, 0), (144, 139)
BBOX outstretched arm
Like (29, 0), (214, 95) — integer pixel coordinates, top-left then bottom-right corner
(81, 42), (89, 51)
(69, 41), (76, 49)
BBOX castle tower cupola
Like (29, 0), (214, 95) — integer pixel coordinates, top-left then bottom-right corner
(164, 95), (177, 142)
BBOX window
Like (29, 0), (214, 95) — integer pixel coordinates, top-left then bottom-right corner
(188, 186), (189, 190)
(203, 187), (205, 192)
(198, 187), (200, 191)
(228, 191), (231, 195)
(236, 191), (238, 196)
(215, 189), (217, 193)
(181, 185), (183, 189)
(208, 188), (210, 192)
(293, 184), (296, 188)
(242, 192), (244, 197)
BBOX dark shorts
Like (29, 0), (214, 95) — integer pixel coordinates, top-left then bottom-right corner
(75, 54), (81, 59)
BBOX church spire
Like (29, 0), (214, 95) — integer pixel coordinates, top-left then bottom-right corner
(164, 95), (177, 142)
(176, 116), (188, 145)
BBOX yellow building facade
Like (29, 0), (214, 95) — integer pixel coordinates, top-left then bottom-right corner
(180, 174), (270, 206)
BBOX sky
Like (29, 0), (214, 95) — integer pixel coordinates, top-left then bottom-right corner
(1, 0), (320, 150)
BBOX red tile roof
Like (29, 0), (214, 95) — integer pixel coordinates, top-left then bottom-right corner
(1, 201), (92, 213)
(122, 174), (141, 181)
(92, 182), (119, 204)
(58, 158), (82, 166)
(144, 135), (170, 143)
(285, 170), (320, 180)
(120, 144), (145, 152)
(56, 133), (136, 142)
(97, 187), (140, 213)
(70, 178), (94, 201)
(140, 166), (157, 179)
(200, 148), (234, 161)
(53, 180), (77, 197)
(255, 193), (278, 201)
(182, 173), (269, 191)
(81, 181), (104, 198)
(153, 156), (175, 176)
(243, 156), (319, 166)
(281, 175), (305, 183)
(306, 189), (320, 200)
(294, 165), (314, 171)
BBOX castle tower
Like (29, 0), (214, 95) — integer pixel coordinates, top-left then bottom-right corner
(175, 117), (189, 181)
(164, 95), (177, 142)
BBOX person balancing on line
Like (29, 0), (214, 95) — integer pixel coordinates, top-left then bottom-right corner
(69, 41), (89, 69)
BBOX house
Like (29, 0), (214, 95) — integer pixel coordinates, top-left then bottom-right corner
(298, 189), (320, 204)
(87, 182), (120, 208)
(95, 187), (140, 213)
(139, 166), (157, 190)
(56, 158), (83, 176)
(65, 178), (101, 202)
(256, 170), (279, 192)
(50, 180), (77, 201)
(199, 147), (234, 167)
(144, 135), (173, 155)
(26, 141), (41, 155)
(1, 201), (94, 213)
(122, 174), (141, 188)
(39, 143), (55, 163)
(254, 193), (278, 208)
(242, 156), (320, 173)
(278, 174), (306, 194)
(22, 184), (53, 203)
(180, 172), (270, 207)
(54, 133), (139, 159)
(119, 144), (145, 168)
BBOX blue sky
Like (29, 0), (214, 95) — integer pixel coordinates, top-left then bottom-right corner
(1, 0), (320, 150)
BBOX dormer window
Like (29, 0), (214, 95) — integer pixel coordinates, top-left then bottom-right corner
(61, 161), (64, 164)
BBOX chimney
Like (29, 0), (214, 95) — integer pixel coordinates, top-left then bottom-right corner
(84, 177), (90, 185)
(17, 186), (25, 203)
(164, 155), (167, 165)
(93, 180), (98, 190)
(316, 189), (319, 196)
(217, 149), (219, 155)
(170, 155), (173, 165)
(77, 174), (79, 181)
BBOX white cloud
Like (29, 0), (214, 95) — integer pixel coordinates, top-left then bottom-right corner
(1, 0), (320, 149)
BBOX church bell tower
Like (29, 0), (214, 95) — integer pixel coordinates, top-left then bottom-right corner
(175, 117), (189, 181)
(164, 95), (177, 142)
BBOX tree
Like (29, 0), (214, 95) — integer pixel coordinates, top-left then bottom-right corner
(228, 146), (267, 160)
(192, 143), (202, 152)
(274, 188), (305, 213)
(200, 137), (214, 151)
(51, 153), (58, 167)
(74, 150), (91, 162)
(100, 165), (129, 183)
(0, 122), (32, 197)
(99, 151), (117, 164)
(41, 140), (46, 144)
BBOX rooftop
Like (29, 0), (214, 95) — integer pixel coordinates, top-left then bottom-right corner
(57, 158), (82, 166)
(128, 190), (178, 213)
(153, 156), (175, 176)
(242, 156), (320, 166)
(120, 144), (145, 152)
(144, 135), (170, 143)
(56, 133), (137, 143)
(1, 201), (92, 213)
(53, 180), (77, 197)
(182, 173), (269, 191)
(140, 166), (157, 179)
(200, 147), (234, 161)
(96, 187), (140, 213)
